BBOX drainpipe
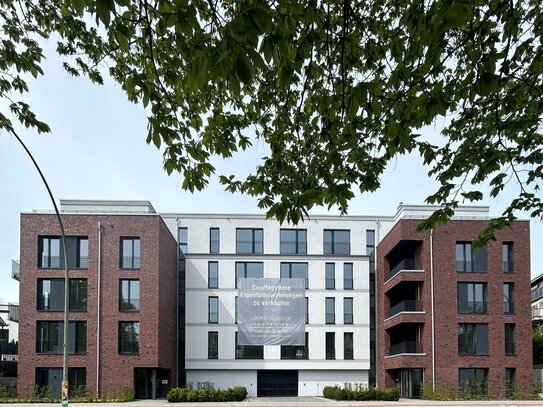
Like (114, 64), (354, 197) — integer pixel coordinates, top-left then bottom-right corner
(175, 217), (179, 387)
(375, 219), (380, 387)
(430, 228), (436, 390)
(96, 222), (102, 396)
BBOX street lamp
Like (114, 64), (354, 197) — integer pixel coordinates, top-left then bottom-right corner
(11, 129), (70, 407)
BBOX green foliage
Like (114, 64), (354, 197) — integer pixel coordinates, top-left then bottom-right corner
(121, 386), (135, 402)
(0, 386), (17, 399)
(1, 0), (543, 236)
(0, 384), (137, 403)
(421, 380), (542, 401)
(534, 329), (543, 366)
(322, 384), (400, 401)
(167, 385), (247, 402)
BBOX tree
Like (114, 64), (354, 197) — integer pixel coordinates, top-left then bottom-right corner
(533, 329), (543, 366)
(1, 0), (542, 237)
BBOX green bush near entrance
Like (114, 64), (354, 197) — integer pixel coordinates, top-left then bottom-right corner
(322, 384), (400, 401)
(167, 385), (247, 402)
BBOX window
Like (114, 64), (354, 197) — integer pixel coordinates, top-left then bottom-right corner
(235, 262), (263, 288)
(505, 368), (516, 398)
(503, 242), (513, 273)
(504, 283), (515, 314)
(235, 332), (263, 359)
(38, 236), (88, 268)
(344, 297), (353, 324)
(456, 242), (487, 272)
(36, 367), (86, 398)
(323, 230), (350, 255)
(119, 279), (140, 311)
(280, 263), (308, 288)
(281, 332), (309, 359)
(208, 331), (218, 359)
(305, 297), (309, 324)
(458, 324), (488, 355)
(120, 237), (140, 268)
(344, 332), (354, 360)
(505, 324), (515, 355)
(69, 279), (87, 311)
(208, 296), (219, 324)
(118, 321), (139, 353)
(344, 263), (353, 289)
(235, 296), (238, 323)
(325, 297), (335, 324)
(36, 321), (87, 354)
(37, 279), (87, 311)
(459, 368), (488, 396)
(325, 263), (335, 289)
(280, 229), (307, 254)
(366, 230), (375, 261)
(458, 283), (487, 313)
(179, 227), (188, 254)
(236, 228), (263, 254)
(208, 262), (218, 289)
(210, 228), (220, 254)
(326, 332), (335, 359)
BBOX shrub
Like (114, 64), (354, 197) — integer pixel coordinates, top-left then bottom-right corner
(167, 385), (247, 402)
(122, 386), (135, 402)
(0, 386), (17, 399)
(322, 384), (399, 401)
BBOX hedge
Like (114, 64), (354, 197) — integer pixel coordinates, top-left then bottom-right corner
(167, 386), (247, 402)
(322, 385), (400, 401)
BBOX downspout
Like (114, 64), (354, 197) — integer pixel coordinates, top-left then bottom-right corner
(430, 228), (436, 390)
(175, 217), (179, 387)
(96, 222), (102, 396)
(375, 219), (380, 387)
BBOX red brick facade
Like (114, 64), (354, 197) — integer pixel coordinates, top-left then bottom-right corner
(17, 213), (177, 398)
(377, 219), (532, 398)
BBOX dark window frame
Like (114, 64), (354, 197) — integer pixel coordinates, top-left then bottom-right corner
(119, 279), (140, 311)
(208, 261), (219, 289)
(503, 242), (514, 273)
(344, 332), (354, 360)
(280, 229), (307, 254)
(281, 332), (309, 359)
(505, 323), (516, 355)
(179, 227), (188, 254)
(325, 332), (335, 359)
(236, 228), (263, 254)
(120, 237), (141, 269)
(456, 242), (487, 273)
(38, 236), (88, 269)
(325, 263), (335, 289)
(118, 321), (139, 354)
(235, 262), (264, 288)
(36, 320), (87, 354)
(280, 262), (309, 288)
(210, 228), (220, 254)
(37, 278), (87, 311)
(344, 297), (353, 324)
(208, 331), (218, 359)
(323, 230), (350, 255)
(504, 283), (515, 314)
(343, 263), (353, 290)
(235, 332), (263, 359)
(208, 296), (219, 324)
(325, 297), (335, 324)
(458, 323), (488, 355)
(457, 282), (487, 314)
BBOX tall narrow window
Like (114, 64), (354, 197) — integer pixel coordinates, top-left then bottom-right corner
(208, 296), (219, 324)
(458, 283), (487, 313)
(235, 296), (238, 323)
(325, 263), (335, 289)
(208, 331), (218, 359)
(344, 332), (354, 360)
(235, 262), (263, 288)
(236, 228), (263, 254)
(456, 242), (487, 272)
(305, 297), (309, 324)
(504, 283), (515, 314)
(69, 279), (88, 311)
(325, 332), (335, 359)
(343, 263), (353, 289)
(121, 237), (140, 268)
(119, 279), (140, 311)
(323, 230), (350, 255)
(503, 243), (513, 273)
(325, 297), (335, 324)
(505, 368), (516, 398)
(208, 262), (219, 289)
(210, 228), (220, 254)
(280, 263), (308, 288)
(118, 321), (139, 353)
(505, 324), (515, 355)
(280, 229), (307, 254)
(178, 227), (188, 254)
(344, 297), (353, 324)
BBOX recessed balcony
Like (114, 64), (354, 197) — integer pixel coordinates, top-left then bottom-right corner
(388, 341), (423, 357)
(388, 300), (423, 318)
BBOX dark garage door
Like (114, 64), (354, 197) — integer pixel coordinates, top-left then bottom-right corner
(257, 370), (298, 396)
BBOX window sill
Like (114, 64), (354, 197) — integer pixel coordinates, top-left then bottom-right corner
(459, 353), (489, 356)
(119, 309), (140, 313)
(118, 352), (140, 355)
(119, 268), (141, 270)
(38, 267), (88, 270)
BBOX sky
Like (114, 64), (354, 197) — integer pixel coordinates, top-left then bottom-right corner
(0, 39), (541, 304)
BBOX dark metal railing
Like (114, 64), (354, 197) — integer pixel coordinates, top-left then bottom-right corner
(388, 341), (422, 356)
(388, 300), (422, 317)
(388, 259), (418, 280)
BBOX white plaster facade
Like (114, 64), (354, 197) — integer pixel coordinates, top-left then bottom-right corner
(161, 214), (396, 396)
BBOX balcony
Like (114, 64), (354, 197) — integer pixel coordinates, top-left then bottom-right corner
(388, 300), (422, 318)
(11, 260), (19, 281)
(8, 304), (18, 323)
(388, 341), (423, 356)
(533, 287), (543, 302)
(533, 307), (543, 321)
(388, 259), (418, 280)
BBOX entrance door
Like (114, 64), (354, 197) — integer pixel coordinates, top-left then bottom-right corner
(134, 368), (156, 399)
(399, 368), (423, 398)
(257, 370), (298, 396)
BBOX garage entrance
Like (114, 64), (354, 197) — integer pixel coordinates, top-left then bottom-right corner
(257, 370), (298, 396)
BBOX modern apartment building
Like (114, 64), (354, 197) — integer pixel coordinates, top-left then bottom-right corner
(15, 200), (532, 399)
(377, 206), (532, 398)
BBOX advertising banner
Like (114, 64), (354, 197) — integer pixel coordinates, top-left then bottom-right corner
(238, 278), (305, 345)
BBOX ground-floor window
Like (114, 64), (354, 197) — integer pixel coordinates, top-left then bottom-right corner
(35, 367), (86, 398)
(459, 368), (488, 397)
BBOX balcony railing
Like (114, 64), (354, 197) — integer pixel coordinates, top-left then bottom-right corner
(388, 341), (422, 356)
(388, 300), (422, 318)
(11, 260), (19, 281)
(388, 259), (418, 280)
(533, 307), (543, 320)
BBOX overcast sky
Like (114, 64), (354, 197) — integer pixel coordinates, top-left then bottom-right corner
(0, 39), (541, 303)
